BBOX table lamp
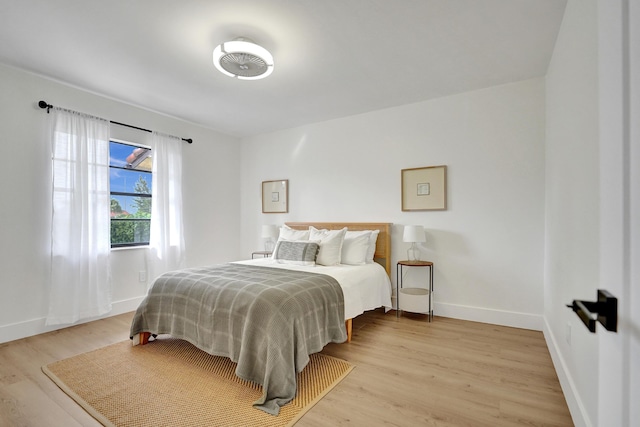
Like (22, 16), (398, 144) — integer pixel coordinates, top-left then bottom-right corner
(261, 225), (279, 252)
(403, 225), (425, 261)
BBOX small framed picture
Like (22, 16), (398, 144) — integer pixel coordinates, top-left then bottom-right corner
(417, 183), (430, 196)
(401, 165), (447, 211)
(262, 180), (288, 213)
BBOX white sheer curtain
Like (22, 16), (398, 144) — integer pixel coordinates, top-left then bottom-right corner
(147, 131), (186, 284)
(46, 108), (112, 325)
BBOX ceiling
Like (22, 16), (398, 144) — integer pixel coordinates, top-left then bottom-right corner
(0, 0), (567, 138)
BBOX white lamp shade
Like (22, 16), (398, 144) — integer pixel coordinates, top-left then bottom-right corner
(403, 225), (426, 243)
(261, 225), (279, 239)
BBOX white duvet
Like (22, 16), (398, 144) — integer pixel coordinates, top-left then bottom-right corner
(234, 258), (392, 320)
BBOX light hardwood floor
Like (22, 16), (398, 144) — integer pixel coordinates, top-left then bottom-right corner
(0, 310), (573, 426)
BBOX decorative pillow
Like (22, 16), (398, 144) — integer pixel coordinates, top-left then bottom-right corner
(278, 224), (309, 241)
(308, 226), (347, 266)
(272, 240), (319, 266)
(341, 231), (372, 265)
(366, 230), (380, 263)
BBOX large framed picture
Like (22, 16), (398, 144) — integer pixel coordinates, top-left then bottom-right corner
(262, 179), (289, 213)
(401, 165), (447, 211)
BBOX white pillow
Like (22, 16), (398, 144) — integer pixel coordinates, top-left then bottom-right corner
(308, 226), (347, 266)
(366, 230), (380, 263)
(278, 224), (309, 241)
(341, 231), (372, 265)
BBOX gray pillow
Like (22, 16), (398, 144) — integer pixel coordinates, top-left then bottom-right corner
(273, 240), (320, 265)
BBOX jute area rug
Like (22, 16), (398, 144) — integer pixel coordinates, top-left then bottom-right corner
(42, 338), (353, 427)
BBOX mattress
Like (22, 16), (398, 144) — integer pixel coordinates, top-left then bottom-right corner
(233, 258), (392, 320)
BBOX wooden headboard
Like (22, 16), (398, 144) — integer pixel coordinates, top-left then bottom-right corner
(285, 222), (392, 276)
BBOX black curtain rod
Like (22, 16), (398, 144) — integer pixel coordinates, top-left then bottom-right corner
(38, 100), (193, 144)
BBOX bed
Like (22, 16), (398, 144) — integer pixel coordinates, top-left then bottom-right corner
(129, 222), (392, 415)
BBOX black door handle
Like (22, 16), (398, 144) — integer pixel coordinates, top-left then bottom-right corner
(566, 289), (617, 333)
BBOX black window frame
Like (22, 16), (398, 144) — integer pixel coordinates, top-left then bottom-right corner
(109, 139), (153, 248)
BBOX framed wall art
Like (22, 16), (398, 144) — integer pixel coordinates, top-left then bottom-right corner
(401, 165), (447, 211)
(262, 179), (289, 213)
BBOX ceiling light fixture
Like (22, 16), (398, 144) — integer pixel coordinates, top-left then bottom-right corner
(212, 37), (274, 80)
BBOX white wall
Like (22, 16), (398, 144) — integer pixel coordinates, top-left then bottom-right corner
(240, 78), (546, 330)
(0, 63), (242, 343)
(543, 0), (599, 425)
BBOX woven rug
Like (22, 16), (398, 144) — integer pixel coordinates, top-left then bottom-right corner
(42, 338), (353, 427)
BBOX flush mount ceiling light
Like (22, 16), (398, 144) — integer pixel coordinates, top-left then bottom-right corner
(212, 37), (274, 80)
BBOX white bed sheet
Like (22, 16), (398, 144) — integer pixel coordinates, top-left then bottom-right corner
(233, 258), (392, 320)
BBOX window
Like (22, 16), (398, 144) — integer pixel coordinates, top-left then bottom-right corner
(109, 139), (152, 247)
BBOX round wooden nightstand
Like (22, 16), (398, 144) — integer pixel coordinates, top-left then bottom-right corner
(396, 260), (434, 321)
(251, 251), (272, 259)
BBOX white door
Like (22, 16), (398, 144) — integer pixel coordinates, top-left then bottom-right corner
(597, 1), (639, 425)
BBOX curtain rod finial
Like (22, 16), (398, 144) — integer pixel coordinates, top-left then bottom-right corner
(38, 100), (52, 113)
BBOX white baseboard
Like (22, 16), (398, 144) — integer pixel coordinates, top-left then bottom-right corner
(0, 296), (145, 345)
(542, 317), (590, 427)
(434, 302), (543, 330)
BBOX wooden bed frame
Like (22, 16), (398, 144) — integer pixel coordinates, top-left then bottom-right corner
(138, 222), (392, 345)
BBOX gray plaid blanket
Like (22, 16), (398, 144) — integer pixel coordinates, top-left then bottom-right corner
(129, 263), (347, 415)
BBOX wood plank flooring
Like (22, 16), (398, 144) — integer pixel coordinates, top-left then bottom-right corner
(0, 310), (573, 426)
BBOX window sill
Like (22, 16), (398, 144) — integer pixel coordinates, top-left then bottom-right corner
(111, 246), (149, 252)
